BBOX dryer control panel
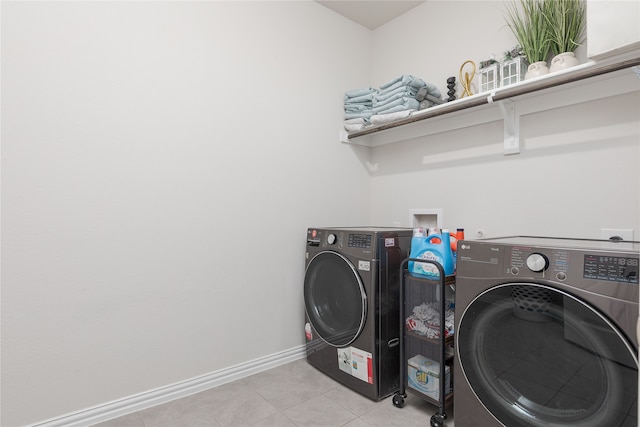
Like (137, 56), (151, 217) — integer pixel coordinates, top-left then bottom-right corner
(457, 236), (639, 302)
(508, 246), (569, 279)
(584, 254), (639, 284)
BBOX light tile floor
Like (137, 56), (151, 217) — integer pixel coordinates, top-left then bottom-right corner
(92, 358), (454, 427)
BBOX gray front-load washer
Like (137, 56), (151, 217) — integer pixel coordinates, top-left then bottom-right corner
(454, 236), (638, 427)
(303, 227), (412, 400)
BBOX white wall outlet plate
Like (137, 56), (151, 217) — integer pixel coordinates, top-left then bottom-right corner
(601, 228), (634, 241)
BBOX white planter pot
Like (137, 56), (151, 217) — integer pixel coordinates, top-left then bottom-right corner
(550, 52), (580, 73)
(524, 61), (550, 80)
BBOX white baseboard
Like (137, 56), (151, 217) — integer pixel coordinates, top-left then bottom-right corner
(30, 345), (306, 427)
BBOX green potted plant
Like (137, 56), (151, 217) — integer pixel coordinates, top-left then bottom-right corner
(504, 0), (552, 79)
(544, 0), (586, 72)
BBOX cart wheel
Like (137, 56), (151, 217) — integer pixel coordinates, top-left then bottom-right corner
(430, 413), (446, 427)
(392, 393), (405, 408)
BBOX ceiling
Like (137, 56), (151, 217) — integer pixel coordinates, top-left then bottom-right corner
(315, 1), (425, 30)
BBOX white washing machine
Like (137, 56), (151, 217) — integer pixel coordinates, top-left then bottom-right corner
(454, 236), (638, 427)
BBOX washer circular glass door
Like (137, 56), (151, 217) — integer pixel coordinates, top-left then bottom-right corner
(304, 251), (366, 347)
(458, 283), (638, 427)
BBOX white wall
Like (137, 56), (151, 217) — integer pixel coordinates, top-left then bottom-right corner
(368, 1), (640, 238)
(1, 2), (373, 425)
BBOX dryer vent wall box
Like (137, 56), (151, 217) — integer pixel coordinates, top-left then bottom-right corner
(409, 209), (442, 231)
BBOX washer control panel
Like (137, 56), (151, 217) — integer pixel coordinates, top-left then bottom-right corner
(348, 233), (372, 249)
(306, 228), (375, 251)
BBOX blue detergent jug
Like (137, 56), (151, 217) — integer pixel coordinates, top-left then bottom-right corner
(408, 229), (455, 277)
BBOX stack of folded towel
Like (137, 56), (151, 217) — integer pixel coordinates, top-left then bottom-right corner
(344, 87), (376, 132)
(372, 75), (423, 115)
(343, 75), (443, 132)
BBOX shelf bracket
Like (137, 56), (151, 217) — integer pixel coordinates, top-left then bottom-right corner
(489, 94), (520, 155)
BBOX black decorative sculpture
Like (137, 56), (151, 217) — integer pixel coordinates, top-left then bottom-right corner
(446, 76), (456, 102)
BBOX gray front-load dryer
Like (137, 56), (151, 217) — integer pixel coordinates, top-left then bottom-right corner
(454, 236), (639, 427)
(303, 227), (412, 400)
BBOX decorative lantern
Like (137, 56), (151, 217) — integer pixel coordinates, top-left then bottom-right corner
(479, 63), (500, 93)
(500, 55), (527, 87)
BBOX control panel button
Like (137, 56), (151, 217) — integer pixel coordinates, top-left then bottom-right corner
(526, 253), (549, 272)
(510, 267), (519, 275)
(556, 272), (567, 281)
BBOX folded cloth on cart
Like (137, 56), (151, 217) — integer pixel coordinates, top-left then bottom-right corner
(406, 302), (455, 339)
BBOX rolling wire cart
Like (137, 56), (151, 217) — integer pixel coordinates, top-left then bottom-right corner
(392, 258), (455, 427)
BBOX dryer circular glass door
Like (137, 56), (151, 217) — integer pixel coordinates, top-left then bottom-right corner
(304, 251), (366, 347)
(458, 283), (638, 427)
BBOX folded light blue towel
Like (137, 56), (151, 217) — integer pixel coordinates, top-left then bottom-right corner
(374, 89), (419, 107)
(379, 75), (414, 90)
(373, 83), (442, 107)
(344, 92), (375, 105)
(344, 87), (376, 100)
(422, 82), (442, 99)
(344, 76), (442, 121)
(372, 97), (419, 114)
(375, 86), (418, 101)
(372, 103), (419, 116)
(378, 75), (427, 94)
(345, 104), (370, 113)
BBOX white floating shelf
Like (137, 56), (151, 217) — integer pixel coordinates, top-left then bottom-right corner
(341, 54), (640, 155)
